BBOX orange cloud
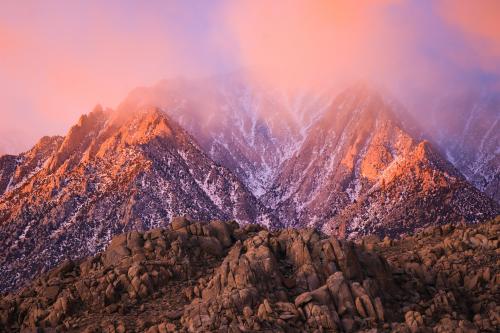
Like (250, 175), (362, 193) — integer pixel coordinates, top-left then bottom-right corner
(219, 0), (408, 90)
(0, 1), (206, 150)
(437, 0), (500, 73)
(1, 0), (499, 153)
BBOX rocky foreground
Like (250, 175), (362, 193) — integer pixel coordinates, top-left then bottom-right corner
(0, 216), (498, 332)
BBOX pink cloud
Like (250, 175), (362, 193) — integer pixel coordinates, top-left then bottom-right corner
(1, 0), (499, 153)
(0, 1), (206, 150)
(219, 0), (413, 90)
(437, 0), (500, 73)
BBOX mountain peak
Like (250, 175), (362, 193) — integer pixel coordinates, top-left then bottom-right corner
(48, 108), (109, 173)
(44, 107), (179, 174)
(264, 84), (498, 234)
(112, 107), (175, 145)
(0, 102), (271, 291)
(77, 104), (106, 125)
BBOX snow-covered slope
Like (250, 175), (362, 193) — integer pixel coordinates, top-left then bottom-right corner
(119, 76), (333, 196)
(425, 88), (499, 203)
(0, 105), (272, 291)
(117, 78), (498, 234)
(263, 85), (499, 236)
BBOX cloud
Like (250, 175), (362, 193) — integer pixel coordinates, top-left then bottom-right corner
(219, 0), (415, 90)
(0, 1), (214, 150)
(437, 0), (500, 74)
(1, 0), (500, 153)
(218, 0), (500, 99)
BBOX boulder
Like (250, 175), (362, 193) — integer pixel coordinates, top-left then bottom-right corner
(171, 216), (190, 231)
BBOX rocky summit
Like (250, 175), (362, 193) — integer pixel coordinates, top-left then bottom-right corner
(1, 216), (498, 332)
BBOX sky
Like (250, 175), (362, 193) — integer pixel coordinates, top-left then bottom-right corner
(1, 0), (499, 153)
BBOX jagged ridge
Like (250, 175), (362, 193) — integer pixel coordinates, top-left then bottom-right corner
(0, 106), (272, 293)
(0, 81), (498, 296)
(263, 85), (498, 235)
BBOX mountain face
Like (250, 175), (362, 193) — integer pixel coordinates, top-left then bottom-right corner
(325, 141), (498, 238)
(119, 76), (332, 197)
(121, 80), (498, 235)
(1, 217), (498, 332)
(0, 106), (271, 292)
(0, 135), (63, 197)
(262, 86), (498, 237)
(0, 79), (498, 293)
(425, 88), (500, 203)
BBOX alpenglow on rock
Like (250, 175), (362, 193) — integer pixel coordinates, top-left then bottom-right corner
(262, 85), (499, 237)
(119, 79), (499, 236)
(0, 106), (273, 292)
(0, 79), (498, 293)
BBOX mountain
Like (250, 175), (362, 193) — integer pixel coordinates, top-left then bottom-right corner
(119, 76), (332, 196)
(0, 135), (63, 196)
(1, 217), (498, 332)
(425, 88), (500, 203)
(0, 106), (271, 292)
(0, 79), (498, 293)
(262, 85), (499, 237)
(121, 79), (498, 236)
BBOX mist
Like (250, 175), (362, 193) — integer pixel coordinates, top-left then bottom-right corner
(0, 0), (499, 153)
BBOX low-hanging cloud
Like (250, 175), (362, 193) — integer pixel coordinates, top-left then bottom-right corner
(1, 0), (499, 153)
(219, 0), (403, 90)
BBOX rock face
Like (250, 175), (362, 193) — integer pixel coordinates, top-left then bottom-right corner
(263, 85), (499, 236)
(121, 80), (499, 236)
(119, 76), (333, 197)
(324, 140), (499, 239)
(0, 135), (63, 196)
(0, 155), (18, 195)
(0, 106), (271, 292)
(378, 216), (500, 333)
(1, 217), (498, 332)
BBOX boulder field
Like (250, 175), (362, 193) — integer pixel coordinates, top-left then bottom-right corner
(0, 216), (498, 332)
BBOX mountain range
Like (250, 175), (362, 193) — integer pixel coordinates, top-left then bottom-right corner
(0, 77), (498, 292)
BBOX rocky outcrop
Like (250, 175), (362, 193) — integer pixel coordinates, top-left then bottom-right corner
(180, 222), (396, 332)
(1, 216), (497, 332)
(376, 216), (500, 333)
